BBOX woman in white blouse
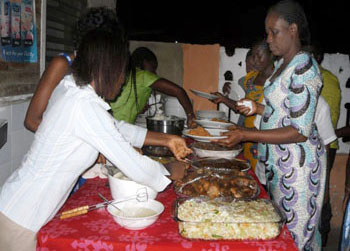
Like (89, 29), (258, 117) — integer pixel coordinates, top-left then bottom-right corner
(0, 27), (191, 250)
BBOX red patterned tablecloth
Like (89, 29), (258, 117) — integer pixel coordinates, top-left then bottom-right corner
(37, 174), (298, 251)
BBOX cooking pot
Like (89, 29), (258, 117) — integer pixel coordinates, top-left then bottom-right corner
(146, 115), (185, 135)
(144, 115), (185, 157)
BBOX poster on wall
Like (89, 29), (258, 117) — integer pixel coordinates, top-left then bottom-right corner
(0, 0), (37, 63)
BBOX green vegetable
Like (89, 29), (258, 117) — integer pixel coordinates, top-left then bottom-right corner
(212, 234), (223, 238)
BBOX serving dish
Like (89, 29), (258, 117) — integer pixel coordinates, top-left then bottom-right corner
(195, 110), (226, 120)
(182, 128), (228, 142)
(190, 89), (218, 100)
(107, 198), (164, 230)
(174, 169), (259, 199)
(107, 167), (158, 200)
(191, 157), (250, 173)
(194, 119), (234, 129)
(191, 142), (242, 159)
(172, 197), (285, 240)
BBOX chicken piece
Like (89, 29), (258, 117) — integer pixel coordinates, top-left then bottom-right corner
(230, 186), (243, 198)
(207, 184), (220, 198)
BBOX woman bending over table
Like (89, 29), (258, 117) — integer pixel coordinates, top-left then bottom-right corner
(0, 27), (191, 251)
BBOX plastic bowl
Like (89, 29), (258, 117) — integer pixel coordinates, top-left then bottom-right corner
(107, 199), (164, 230)
(108, 172), (158, 201)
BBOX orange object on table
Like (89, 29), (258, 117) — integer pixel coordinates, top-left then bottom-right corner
(37, 176), (298, 250)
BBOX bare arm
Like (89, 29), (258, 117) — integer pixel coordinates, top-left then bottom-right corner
(213, 126), (307, 148)
(144, 131), (192, 160)
(24, 55), (72, 132)
(151, 78), (196, 128)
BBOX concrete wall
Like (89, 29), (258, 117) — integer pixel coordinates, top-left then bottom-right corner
(129, 41), (183, 87)
(182, 43), (220, 112)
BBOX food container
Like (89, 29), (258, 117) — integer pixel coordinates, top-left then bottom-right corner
(146, 115), (185, 135)
(196, 110), (226, 120)
(107, 166), (158, 200)
(172, 197), (285, 240)
(174, 169), (259, 199)
(191, 142), (242, 159)
(191, 157), (250, 173)
(194, 119), (234, 129)
(144, 115), (185, 156)
(107, 198), (164, 230)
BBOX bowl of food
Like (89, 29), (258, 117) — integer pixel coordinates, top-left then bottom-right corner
(196, 110), (226, 120)
(191, 157), (250, 173)
(107, 198), (164, 230)
(191, 142), (242, 159)
(107, 167), (158, 201)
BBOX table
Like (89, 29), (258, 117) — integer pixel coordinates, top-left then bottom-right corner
(37, 174), (298, 250)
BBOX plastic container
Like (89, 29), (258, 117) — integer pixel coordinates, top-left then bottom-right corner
(107, 167), (158, 201)
(172, 197), (285, 240)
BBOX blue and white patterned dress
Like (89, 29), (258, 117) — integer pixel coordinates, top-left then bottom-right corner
(258, 52), (326, 250)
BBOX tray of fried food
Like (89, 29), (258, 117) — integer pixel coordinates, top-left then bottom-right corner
(173, 168), (259, 199)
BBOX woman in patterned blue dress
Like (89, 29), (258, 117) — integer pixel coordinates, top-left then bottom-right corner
(214, 1), (326, 250)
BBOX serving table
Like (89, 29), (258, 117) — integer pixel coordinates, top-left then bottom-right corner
(37, 171), (297, 250)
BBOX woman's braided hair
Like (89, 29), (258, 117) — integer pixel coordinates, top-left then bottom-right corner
(268, 0), (311, 46)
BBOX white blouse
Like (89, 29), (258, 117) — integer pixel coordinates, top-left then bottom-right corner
(0, 75), (171, 232)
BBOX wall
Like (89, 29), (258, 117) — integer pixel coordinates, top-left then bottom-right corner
(182, 43), (220, 112)
(322, 53), (350, 154)
(129, 40), (184, 87)
(0, 98), (34, 187)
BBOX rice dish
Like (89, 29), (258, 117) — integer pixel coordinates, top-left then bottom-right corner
(176, 198), (283, 240)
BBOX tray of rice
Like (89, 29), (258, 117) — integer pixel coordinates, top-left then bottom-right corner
(172, 197), (285, 240)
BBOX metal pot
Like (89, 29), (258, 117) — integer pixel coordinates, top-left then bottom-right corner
(143, 115), (185, 157)
(146, 115), (185, 135)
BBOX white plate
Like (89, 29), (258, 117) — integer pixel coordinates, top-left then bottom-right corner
(195, 119), (234, 129)
(195, 110), (226, 120)
(190, 89), (218, 100)
(183, 128), (228, 142)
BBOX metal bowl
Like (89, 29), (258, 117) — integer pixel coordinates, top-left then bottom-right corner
(144, 115), (185, 156)
(146, 115), (185, 135)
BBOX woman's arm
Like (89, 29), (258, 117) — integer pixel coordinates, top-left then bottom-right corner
(144, 131), (192, 160)
(151, 78), (196, 128)
(24, 56), (72, 132)
(211, 92), (237, 111)
(213, 126), (307, 148)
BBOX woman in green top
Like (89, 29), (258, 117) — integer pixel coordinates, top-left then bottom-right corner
(110, 47), (196, 128)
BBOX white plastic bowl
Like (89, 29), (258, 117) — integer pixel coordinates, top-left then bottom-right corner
(107, 199), (164, 230)
(108, 172), (158, 201)
(196, 110), (226, 120)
